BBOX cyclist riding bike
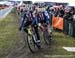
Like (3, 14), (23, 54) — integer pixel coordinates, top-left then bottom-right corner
(38, 10), (52, 38)
(19, 6), (41, 48)
(37, 9), (52, 45)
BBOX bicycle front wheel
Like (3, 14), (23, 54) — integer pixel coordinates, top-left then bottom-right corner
(27, 35), (38, 53)
(43, 32), (51, 45)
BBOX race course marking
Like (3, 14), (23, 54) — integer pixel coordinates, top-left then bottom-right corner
(63, 47), (75, 52)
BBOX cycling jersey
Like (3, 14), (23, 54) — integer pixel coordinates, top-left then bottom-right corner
(20, 10), (39, 30)
(43, 11), (50, 24)
(20, 10), (50, 30)
(37, 12), (45, 24)
(37, 11), (50, 24)
(31, 10), (39, 25)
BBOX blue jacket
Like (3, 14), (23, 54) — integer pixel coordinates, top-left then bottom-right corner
(20, 11), (39, 29)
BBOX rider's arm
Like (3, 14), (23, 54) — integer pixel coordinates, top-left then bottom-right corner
(19, 13), (26, 30)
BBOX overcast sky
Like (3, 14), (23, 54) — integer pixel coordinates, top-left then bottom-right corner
(9, 0), (75, 2)
(8, 0), (75, 6)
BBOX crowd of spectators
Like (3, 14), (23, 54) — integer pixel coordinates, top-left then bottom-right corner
(47, 5), (75, 22)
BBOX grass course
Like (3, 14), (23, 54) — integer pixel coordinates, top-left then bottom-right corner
(0, 8), (75, 58)
(0, 8), (22, 58)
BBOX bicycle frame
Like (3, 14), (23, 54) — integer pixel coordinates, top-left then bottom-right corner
(27, 26), (32, 35)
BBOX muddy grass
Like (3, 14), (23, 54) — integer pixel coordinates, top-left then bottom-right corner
(0, 8), (75, 58)
(0, 8), (24, 58)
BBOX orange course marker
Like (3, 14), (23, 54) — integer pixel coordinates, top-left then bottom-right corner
(52, 16), (63, 30)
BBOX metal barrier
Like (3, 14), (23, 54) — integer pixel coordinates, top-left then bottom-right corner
(0, 6), (13, 19)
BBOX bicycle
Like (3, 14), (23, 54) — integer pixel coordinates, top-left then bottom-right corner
(38, 12), (53, 45)
(39, 23), (52, 45)
(25, 25), (40, 53)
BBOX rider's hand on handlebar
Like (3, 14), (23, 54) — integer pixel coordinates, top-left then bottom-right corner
(38, 23), (41, 27)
